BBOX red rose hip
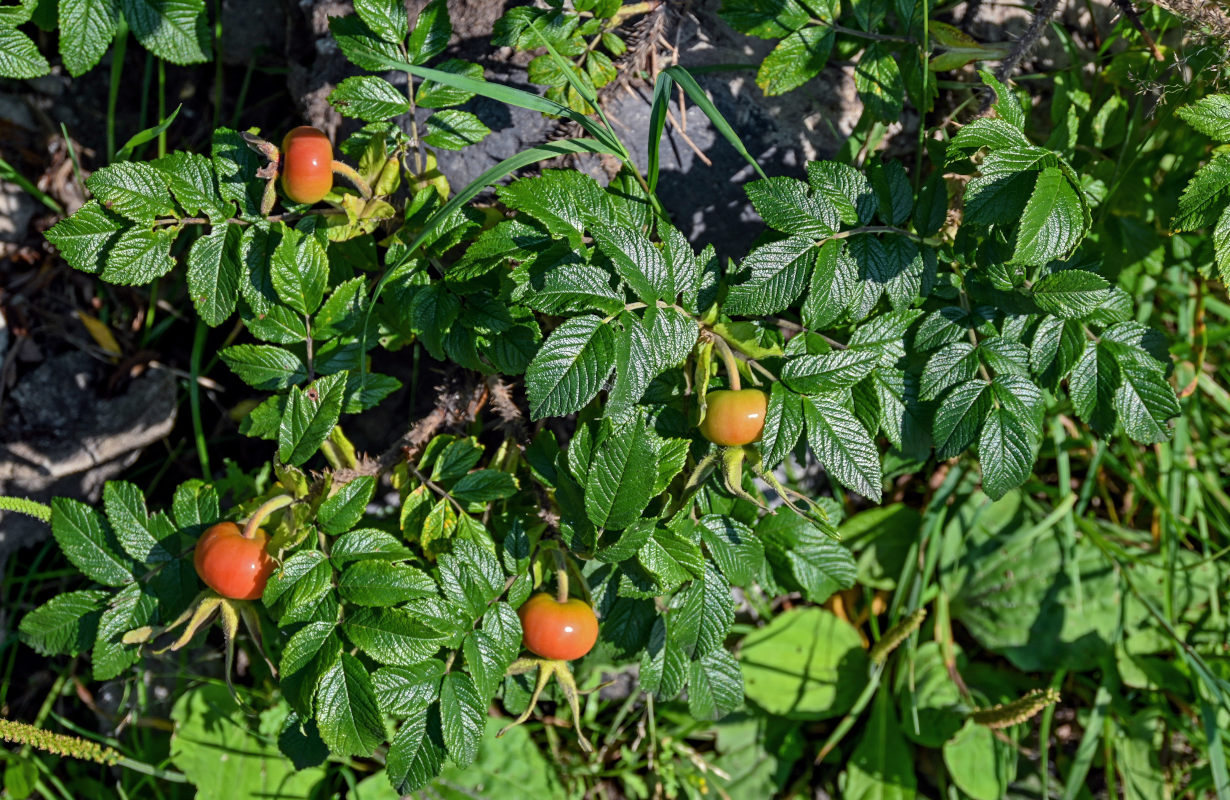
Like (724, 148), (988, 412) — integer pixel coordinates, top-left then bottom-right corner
(518, 593), (599, 661)
(280, 126), (333, 204)
(193, 522), (275, 601)
(699, 388), (768, 446)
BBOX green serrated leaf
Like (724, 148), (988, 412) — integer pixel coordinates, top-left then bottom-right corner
(373, 662), (444, 717)
(271, 223), (328, 315)
(18, 590), (108, 657)
(525, 315), (616, 419)
(386, 706), (446, 793)
(725, 235), (817, 316)
(100, 226), (176, 285)
(1176, 93), (1230, 141)
(278, 373), (347, 466)
(1114, 356), (1179, 444)
(103, 481), (177, 564)
(756, 25), (833, 96)
(782, 348), (880, 394)
(438, 672), (485, 768)
(978, 405), (1034, 500)
(59, 0), (119, 76)
(421, 109), (491, 150)
(406, 0), (450, 65)
(354, 0), (409, 44)
(1031, 269), (1110, 319)
(591, 222), (674, 303)
(155, 150), (231, 219)
(746, 176), (838, 238)
(855, 43), (904, 123)
(186, 223), (242, 326)
(343, 608), (450, 666)
(759, 383), (805, 468)
(84, 160), (174, 219)
(51, 497), (133, 586)
(119, 0), (209, 64)
(317, 476), (376, 535)
(338, 561), (437, 607)
(415, 58), (484, 108)
(921, 342), (979, 401)
(804, 394), (883, 501)
(220, 344), (307, 390)
(315, 650), (385, 757)
(329, 13), (403, 71)
(330, 76), (411, 121)
(1172, 152), (1230, 233)
(718, 0), (811, 38)
(933, 380), (991, 459)
(585, 418), (659, 530)
(0, 25), (48, 78)
(44, 200), (126, 274)
(1013, 166), (1087, 266)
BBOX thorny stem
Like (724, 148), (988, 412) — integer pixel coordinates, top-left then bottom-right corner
(153, 213), (298, 228)
(980, 0), (1062, 112)
(243, 494), (296, 540)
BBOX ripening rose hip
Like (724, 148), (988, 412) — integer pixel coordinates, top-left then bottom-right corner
(699, 388), (768, 446)
(193, 522), (275, 600)
(280, 126), (333, 204)
(518, 594), (599, 661)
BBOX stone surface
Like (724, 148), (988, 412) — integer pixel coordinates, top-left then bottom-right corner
(0, 352), (178, 565)
(0, 181), (39, 244)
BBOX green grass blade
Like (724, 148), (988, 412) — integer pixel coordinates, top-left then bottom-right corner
(0, 157), (62, 214)
(1061, 684), (1110, 800)
(115, 104), (182, 162)
(661, 65), (767, 181)
(647, 70), (672, 192)
(1202, 700), (1230, 799)
(527, 20), (618, 139)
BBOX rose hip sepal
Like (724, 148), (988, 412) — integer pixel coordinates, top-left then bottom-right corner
(496, 594), (608, 751)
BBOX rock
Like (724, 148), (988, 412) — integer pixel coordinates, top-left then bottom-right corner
(221, 0), (287, 65)
(0, 352), (178, 567)
(0, 181), (39, 243)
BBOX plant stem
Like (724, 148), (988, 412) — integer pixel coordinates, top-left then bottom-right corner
(554, 549), (569, 603)
(157, 58), (167, 158)
(812, 18), (914, 43)
(189, 320), (212, 478)
(213, 0), (224, 130)
(107, 16), (129, 159)
(712, 335), (742, 391)
(332, 160), (373, 198)
(243, 494), (296, 539)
